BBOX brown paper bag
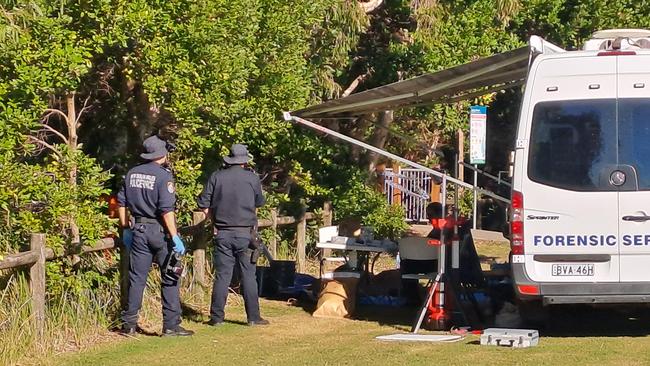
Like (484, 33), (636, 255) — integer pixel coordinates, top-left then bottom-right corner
(313, 273), (360, 319)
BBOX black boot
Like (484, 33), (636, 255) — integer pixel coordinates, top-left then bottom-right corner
(161, 325), (195, 337)
(207, 319), (225, 327)
(247, 318), (270, 326)
(118, 325), (137, 336)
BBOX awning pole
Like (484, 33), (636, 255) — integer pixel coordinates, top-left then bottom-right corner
(284, 113), (510, 205)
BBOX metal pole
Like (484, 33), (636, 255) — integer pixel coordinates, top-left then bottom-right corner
(453, 155), (460, 269)
(460, 161), (511, 188)
(438, 176), (447, 308)
(287, 114), (510, 204)
(473, 165), (478, 229)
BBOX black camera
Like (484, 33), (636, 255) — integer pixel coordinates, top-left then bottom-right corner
(165, 141), (177, 153)
(164, 252), (184, 281)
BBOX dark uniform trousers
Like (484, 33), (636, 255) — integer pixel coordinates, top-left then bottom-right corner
(210, 232), (261, 322)
(121, 222), (181, 330)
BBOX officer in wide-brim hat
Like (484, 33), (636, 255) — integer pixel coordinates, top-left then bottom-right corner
(139, 135), (169, 160)
(117, 135), (194, 337)
(197, 144), (269, 326)
(222, 143), (253, 165)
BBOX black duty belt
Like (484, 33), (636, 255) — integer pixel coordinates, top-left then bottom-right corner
(134, 217), (161, 225)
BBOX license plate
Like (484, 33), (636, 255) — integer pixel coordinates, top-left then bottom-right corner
(551, 264), (594, 276)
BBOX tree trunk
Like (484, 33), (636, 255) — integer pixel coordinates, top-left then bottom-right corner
(362, 110), (393, 172)
(117, 67), (156, 161)
(349, 116), (371, 162)
(66, 92), (80, 246)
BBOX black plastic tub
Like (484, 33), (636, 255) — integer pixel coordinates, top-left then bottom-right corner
(266, 260), (296, 297)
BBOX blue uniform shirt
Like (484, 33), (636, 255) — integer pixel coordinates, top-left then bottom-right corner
(117, 162), (176, 219)
(197, 166), (265, 229)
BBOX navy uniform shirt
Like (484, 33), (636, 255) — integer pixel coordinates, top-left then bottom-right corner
(197, 165), (265, 230)
(117, 162), (176, 219)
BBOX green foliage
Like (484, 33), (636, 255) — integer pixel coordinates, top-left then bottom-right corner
(0, 1), (113, 254)
(309, 0), (369, 99)
(333, 178), (408, 240)
(391, 0), (524, 158)
(457, 189), (475, 218)
(45, 251), (119, 299)
(510, 0), (650, 49)
(0, 1), (95, 153)
(0, 146), (113, 253)
(4, 2), (650, 360)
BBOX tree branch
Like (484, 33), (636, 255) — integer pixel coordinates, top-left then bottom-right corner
(40, 124), (69, 144)
(28, 136), (62, 158)
(360, 0), (383, 13)
(76, 95), (91, 126)
(43, 109), (69, 124)
(341, 73), (369, 97)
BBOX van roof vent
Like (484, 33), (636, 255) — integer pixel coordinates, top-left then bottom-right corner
(583, 29), (650, 51)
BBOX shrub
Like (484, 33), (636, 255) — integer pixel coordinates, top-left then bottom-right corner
(333, 179), (408, 240)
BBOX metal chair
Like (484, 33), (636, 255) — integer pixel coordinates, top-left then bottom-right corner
(398, 236), (439, 305)
(318, 226), (347, 276)
(398, 236), (439, 280)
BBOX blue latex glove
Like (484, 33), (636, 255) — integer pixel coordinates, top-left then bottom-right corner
(122, 228), (133, 250)
(172, 234), (186, 255)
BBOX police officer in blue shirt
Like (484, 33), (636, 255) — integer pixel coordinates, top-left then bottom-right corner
(197, 144), (269, 326)
(117, 136), (194, 337)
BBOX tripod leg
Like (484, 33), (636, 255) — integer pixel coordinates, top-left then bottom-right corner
(411, 273), (442, 333)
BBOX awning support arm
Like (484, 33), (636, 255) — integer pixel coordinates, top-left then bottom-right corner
(283, 113), (511, 204)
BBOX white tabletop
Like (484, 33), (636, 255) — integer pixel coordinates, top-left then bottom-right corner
(316, 242), (392, 252)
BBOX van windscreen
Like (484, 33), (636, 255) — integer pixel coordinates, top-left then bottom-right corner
(528, 99), (617, 191)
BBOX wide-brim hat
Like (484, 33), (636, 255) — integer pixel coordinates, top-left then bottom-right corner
(223, 144), (252, 165)
(140, 135), (169, 160)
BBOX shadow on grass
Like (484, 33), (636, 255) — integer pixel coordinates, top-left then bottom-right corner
(285, 292), (650, 338)
(224, 319), (248, 326)
(355, 305), (419, 331)
(181, 302), (205, 322)
(110, 326), (159, 337)
(540, 305), (650, 338)
(283, 292), (418, 332)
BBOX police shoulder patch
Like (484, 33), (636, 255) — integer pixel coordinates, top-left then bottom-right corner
(167, 181), (175, 194)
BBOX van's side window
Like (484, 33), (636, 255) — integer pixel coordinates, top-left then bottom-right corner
(528, 100), (617, 191)
(618, 99), (650, 189)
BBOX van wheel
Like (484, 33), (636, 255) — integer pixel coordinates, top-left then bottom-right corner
(518, 300), (549, 328)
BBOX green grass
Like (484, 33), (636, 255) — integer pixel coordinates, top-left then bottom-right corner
(33, 238), (650, 366)
(0, 272), (118, 366)
(55, 299), (650, 366)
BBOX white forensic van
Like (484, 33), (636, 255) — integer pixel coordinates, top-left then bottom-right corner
(511, 29), (650, 309)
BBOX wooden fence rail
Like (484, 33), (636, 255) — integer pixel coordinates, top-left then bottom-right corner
(0, 203), (332, 336)
(186, 203), (332, 292)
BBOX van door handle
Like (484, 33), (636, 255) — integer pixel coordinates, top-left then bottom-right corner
(622, 215), (650, 222)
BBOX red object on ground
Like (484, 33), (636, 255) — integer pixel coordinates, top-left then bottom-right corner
(426, 280), (452, 330)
